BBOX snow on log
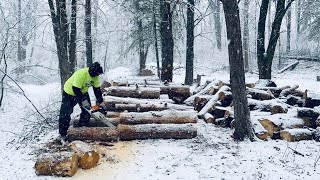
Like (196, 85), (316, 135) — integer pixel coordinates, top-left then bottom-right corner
(105, 86), (160, 99)
(256, 86), (290, 98)
(255, 79), (277, 88)
(67, 127), (119, 142)
(251, 116), (269, 140)
(184, 81), (219, 105)
(278, 61), (299, 74)
(204, 113), (214, 123)
(73, 118), (120, 127)
(258, 119), (281, 138)
(280, 129), (313, 142)
(297, 107), (320, 128)
(279, 85), (304, 97)
(111, 80), (128, 87)
(35, 152), (78, 177)
(304, 90), (320, 108)
(68, 141), (100, 170)
(246, 87), (274, 100)
(118, 110), (198, 125)
(198, 85), (230, 118)
(164, 86), (191, 104)
(248, 99), (288, 114)
(114, 103), (168, 112)
(118, 124), (197, 140)
(103, 96), (193, 111)
(286, 95), (304, 107)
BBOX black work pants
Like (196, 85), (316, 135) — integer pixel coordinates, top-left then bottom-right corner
(58, 91), (91, 136)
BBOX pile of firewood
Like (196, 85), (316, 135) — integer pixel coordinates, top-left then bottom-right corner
(35, 141), (100, 176)
(188, 78), (320, 142)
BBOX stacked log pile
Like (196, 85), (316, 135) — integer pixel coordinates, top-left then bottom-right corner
(187, 79), (320, 142)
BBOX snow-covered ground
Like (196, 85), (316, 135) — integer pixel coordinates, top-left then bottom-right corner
(0, 60), (320, 180)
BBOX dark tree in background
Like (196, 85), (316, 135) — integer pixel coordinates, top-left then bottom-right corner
(85, 0), (93, 67)
(184, 0), (195, 85)
(48, 0), (77, 93)
(257, 0), (294, 80)
(221, 0), (254, 141)
(160, 0), (174, 82)
(243, 0), (250, 71)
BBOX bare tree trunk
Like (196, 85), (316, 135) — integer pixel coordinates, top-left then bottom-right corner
(243, 0), (250, 71)
(257, 0), (293, 79)
(221, 0), (254, 141)
(153, 1), (160, 78)
(85, 0), (93, 66)
(69, 0), (77, 69)
(160, 0), (174, 82)
(48, 0), (75, 93)
(209, 0), (222, 51)
(185, 0), (194, 85)
(286, 7), (291, 54)
(17, 0), (27, 70)
(138, 19), (146, 72)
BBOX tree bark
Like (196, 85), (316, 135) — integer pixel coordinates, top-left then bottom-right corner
(243, 0), (250, 71)
(257, 0), (293, 79)
(185, 0), (195, 85)
(153, 1), (161, 78)
(209, 0), (222, 50)
(48, 0), (75, 94)
(221, 0), (254, 141)
(286, 7), (291, 53)
(85, 0), (93, 66)
(160, 0), (174, 82)
(69, 0), (77, 69)
(106, 86), (160, 99)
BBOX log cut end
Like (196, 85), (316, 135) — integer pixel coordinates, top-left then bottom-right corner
(258, 119), (280, 138)
(35, 152), (78, 177)
(68, 141), (100, 170)
(280, 129), (313, 142)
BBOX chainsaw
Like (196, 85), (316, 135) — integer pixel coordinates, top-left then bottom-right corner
(82, 104), (115, 128)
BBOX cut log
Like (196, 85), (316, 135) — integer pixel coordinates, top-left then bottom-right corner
(271, 104), (288, 114)
(198, 85), (230, 118)
(258, 119), (281, 138)
(246, 87), (274, 100)
(251, 116), (269, 140)
(118, 124), (197, 140)
(204, 113), (214, 123)
(286, 95), (304, 107)
(304, 90), (320, 108)
(35, 152), (78, 177)
(111, 80), (128, 87)
(280, 129), (313, 142)
(297, 107), (320, 119)
(278, 61), (299, 74)
(119, 110), (198, 125)
(67, 127), (119, 142)
(256, 86), (290, 98)
(166, 86), (191, 104)
(193, 95), (211, 112)
(297, 107), (320, 128)
(100, 81), (111, 93)
(105, 87), (160, 99)
(279, 85), (303, 97)
(103, 96), (193, 111)
(255, 79), (277, 87)
(114, 103), (168, 112)
(68, 141), (100, 170)
(212, 106), (230, 119)
(73, 118), (120, 127)
(184, 81), (219, 105)
(218, 91), (233, 107)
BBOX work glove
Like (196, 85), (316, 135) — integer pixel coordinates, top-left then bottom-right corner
(82, 100), (91, 109)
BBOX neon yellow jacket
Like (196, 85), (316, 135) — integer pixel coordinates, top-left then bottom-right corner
(64, 68), (100, 96)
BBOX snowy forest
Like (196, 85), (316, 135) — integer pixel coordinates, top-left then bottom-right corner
(0, 0), (320, 179)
